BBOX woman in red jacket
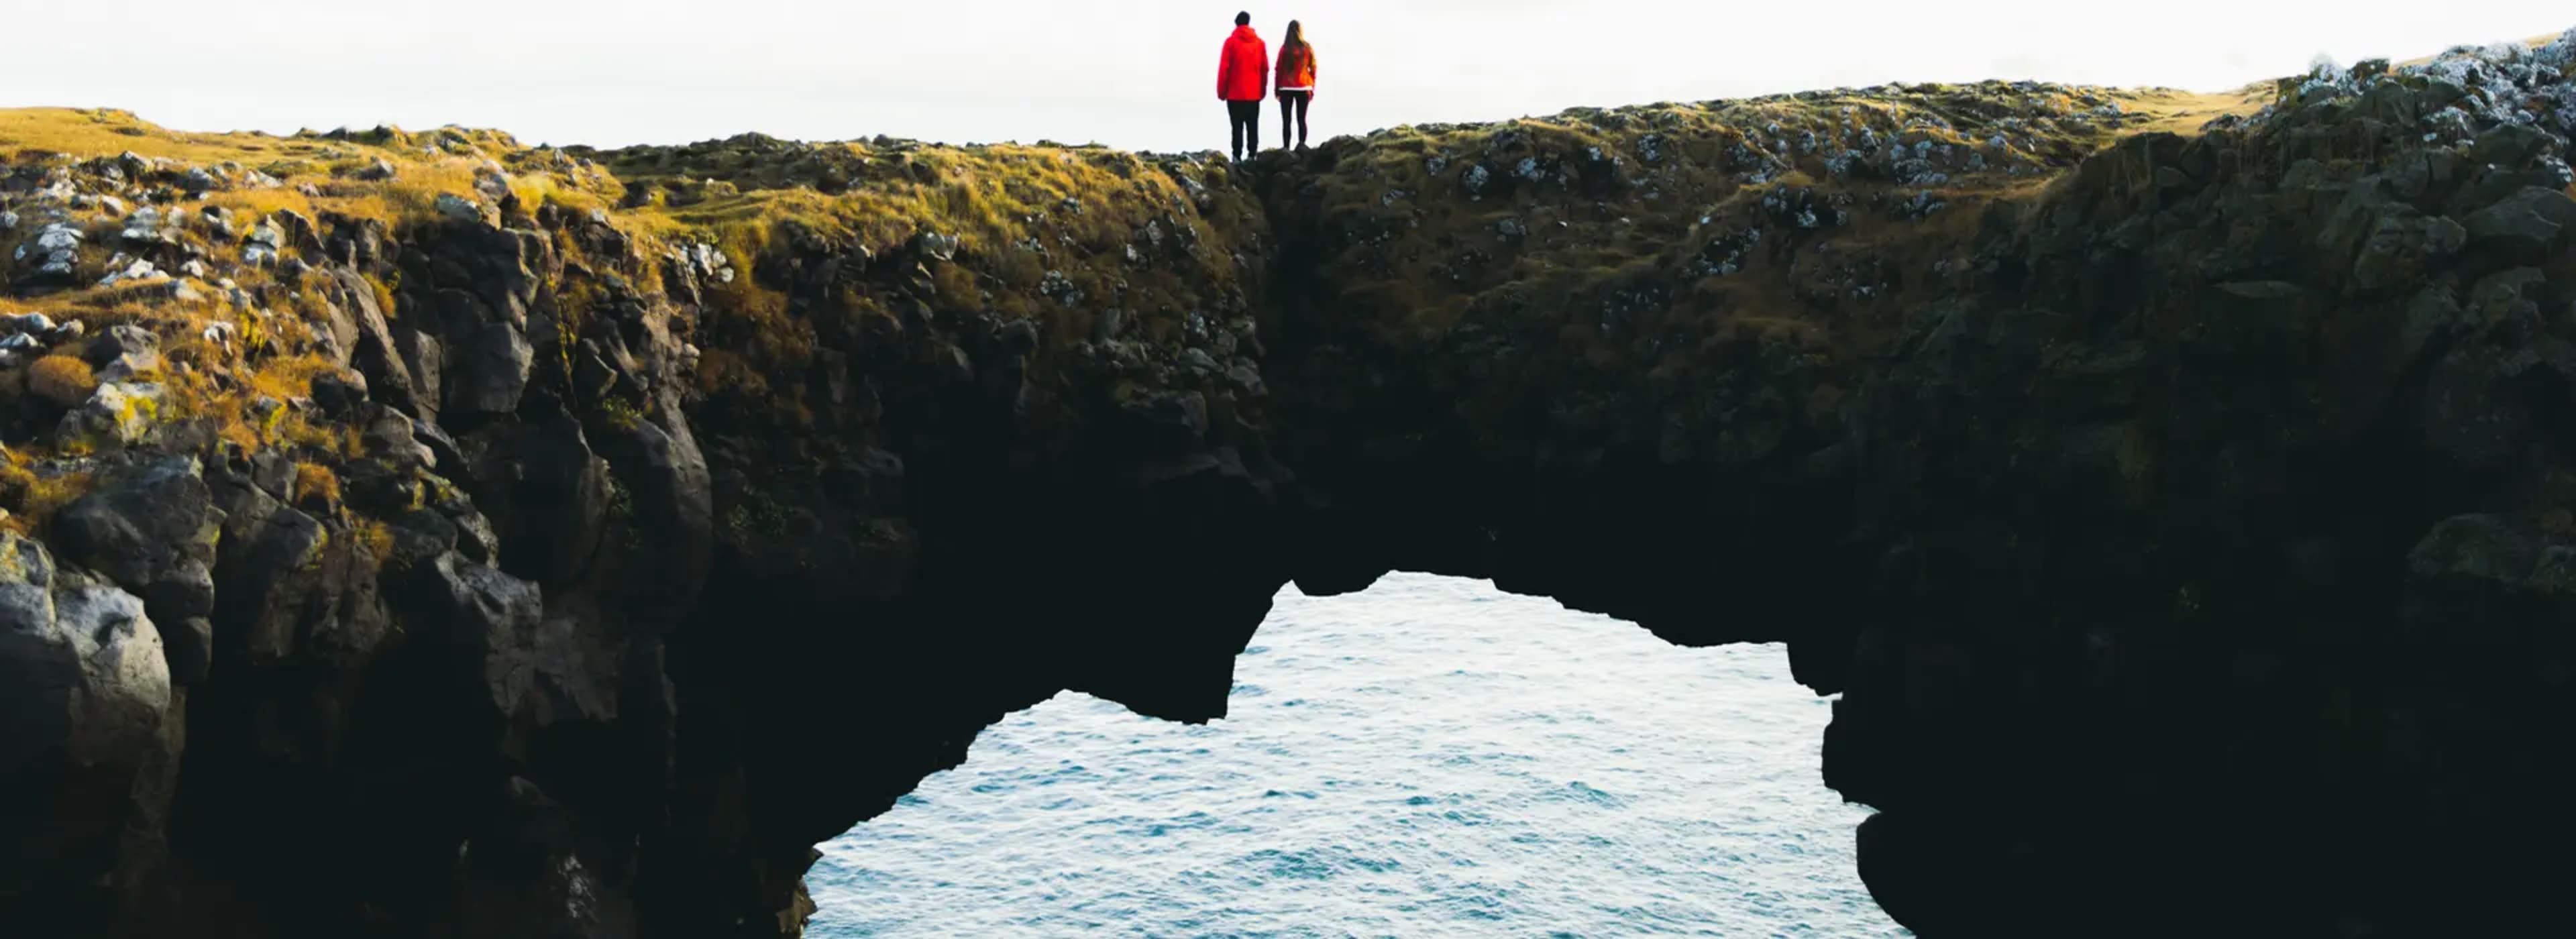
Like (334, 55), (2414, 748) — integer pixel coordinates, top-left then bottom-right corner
(1275, 21), (1317, 152)
(1216, 11), (1269, 163)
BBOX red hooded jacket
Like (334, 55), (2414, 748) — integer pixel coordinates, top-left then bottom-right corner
(1218, 25), (1269, 101)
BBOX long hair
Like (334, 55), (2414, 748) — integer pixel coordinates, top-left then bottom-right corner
(1284, 20), (1309, 55)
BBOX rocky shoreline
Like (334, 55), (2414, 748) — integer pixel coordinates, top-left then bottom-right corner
(4, 27), (2576, 937)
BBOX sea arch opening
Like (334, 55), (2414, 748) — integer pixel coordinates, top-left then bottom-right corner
(805, 573), (1901, 936)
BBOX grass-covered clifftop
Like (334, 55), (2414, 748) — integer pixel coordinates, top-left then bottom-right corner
(1273, 82), (2254, 339)
(0, 106), (1279, 543)
(0, 78), (2257, 535)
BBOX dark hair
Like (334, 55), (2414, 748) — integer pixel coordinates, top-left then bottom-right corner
(1285, 19), (1307, 52)
(1235, 11), (1251, 25)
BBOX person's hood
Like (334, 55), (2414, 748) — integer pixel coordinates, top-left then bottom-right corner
(1228, 25), (1261, 45)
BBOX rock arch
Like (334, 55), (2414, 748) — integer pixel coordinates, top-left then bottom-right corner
(7, 38), (2576, 938)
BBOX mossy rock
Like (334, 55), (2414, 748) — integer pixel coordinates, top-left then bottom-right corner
(28, 355), (97, 410)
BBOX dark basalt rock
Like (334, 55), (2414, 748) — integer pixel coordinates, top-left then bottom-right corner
(327, 268), (420, 415)
(0, 531), (176, 936)
(2464, 185), (2576, 259)
(48, 457), (223, 685)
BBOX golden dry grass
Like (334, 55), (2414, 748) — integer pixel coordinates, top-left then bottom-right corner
(0, 108), (623, 226)
(354, 516), (396, 563)
(290, 461), (339, 508)
(0, 108), (303, 166)
(2118, 88), (2269, 137)
(27, 355), (96, 408)
(0, 451), (89, 535)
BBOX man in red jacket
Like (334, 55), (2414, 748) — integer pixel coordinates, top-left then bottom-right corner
(1217, 11), (1269, 164)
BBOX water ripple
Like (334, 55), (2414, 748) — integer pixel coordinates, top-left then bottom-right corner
(810, 573), (1909, 937)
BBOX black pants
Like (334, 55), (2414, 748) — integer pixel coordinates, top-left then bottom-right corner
(1227, 101), (1261, 160)
(1278, 91), (1311, 148)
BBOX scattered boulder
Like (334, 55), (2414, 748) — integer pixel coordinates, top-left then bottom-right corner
(56, 381), (164, 448)
(2464, 186), (2576, 259)
(93, 258), (160, 288)
(86, 324), (162, 383)
(2467, 122), (2558, 168)
(0, 532), (171, 765)
(17, 223), (85, 282)
(1461, 163), (1493, 197)
(311, 369), (369, 417)
(474, 167), (513, 201)
(50, 457), (225, 685)
(118, 208), (172, 246)
(436, 193), (488, 225)
(272, 209), (320, 252)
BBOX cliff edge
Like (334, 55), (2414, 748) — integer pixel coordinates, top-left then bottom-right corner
(3, 27), (2575, 938)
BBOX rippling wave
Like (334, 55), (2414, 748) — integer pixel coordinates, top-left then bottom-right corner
(810, 573), (1908, 936)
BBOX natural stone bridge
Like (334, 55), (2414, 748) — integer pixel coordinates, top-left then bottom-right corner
(4, 31), (2576, 938)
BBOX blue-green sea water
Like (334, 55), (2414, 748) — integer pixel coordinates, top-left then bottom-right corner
(809, 573), (1908, 937)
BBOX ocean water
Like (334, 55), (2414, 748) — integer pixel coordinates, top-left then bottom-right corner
(810, 573), (1907, 938)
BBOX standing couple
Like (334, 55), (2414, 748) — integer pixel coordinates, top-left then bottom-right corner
(1216, 11), (1318, 163)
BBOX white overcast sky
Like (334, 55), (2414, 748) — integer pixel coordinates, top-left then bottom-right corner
(5, 3), (2571, 153)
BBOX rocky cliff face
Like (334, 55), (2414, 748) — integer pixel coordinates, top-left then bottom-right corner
(4, 29), (2576, 938)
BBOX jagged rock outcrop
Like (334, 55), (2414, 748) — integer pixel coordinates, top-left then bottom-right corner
(2, 27), (2575, 939)
(0, 530), (177, 935)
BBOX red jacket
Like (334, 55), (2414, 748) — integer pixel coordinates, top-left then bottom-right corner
(1276, 43), (1316, 93)
(1217, 25), (1269, 101)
